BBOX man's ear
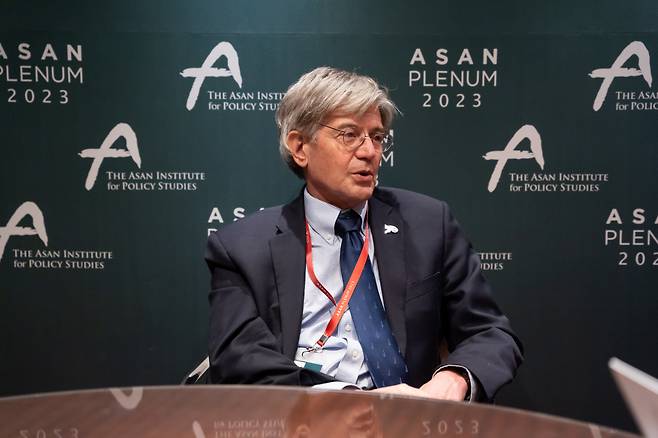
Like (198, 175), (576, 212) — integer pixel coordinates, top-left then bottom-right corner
(286, 130), (308, 169)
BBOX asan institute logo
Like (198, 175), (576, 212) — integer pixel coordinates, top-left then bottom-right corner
(589, 41), (656, 112)
(1, 202), (112, 270)
(483, 124), (609, 193)
(180, 41), (283, 112)
(180, 41), (243, 110)
(483, 125), (544, 193)
(78, 122), (206, 192)
(0, 202), (47, 264)
(79, 122), (141, 190)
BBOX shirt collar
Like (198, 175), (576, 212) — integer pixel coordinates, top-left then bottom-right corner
(303, 188), (368, 244)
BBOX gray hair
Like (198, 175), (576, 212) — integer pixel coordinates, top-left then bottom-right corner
(275, 67), (398, 178)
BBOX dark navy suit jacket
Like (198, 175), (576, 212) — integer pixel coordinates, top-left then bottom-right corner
(205, 187), (523, 401)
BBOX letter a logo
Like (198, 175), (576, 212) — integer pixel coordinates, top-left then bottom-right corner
(180, 42), (243, 110)
(483, 125), (545, 192)
(78, 122), (141, 190)
(589, 41), (652, 111)
(0, 202), (48, 263)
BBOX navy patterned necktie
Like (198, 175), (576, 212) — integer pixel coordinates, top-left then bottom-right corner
(334, 210), (408, 387)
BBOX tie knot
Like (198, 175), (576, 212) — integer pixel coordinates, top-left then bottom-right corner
(334, 210), (362, 237)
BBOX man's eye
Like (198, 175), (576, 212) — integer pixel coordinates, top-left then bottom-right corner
(371, 133), (386, 143)
(343, 131), (359, 141)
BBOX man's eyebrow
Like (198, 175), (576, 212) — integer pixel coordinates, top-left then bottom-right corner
(333, 122), (359, 130)
(333, 122), (385, 132)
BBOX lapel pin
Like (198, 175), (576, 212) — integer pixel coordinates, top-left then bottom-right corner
(384, 224), (399, 234)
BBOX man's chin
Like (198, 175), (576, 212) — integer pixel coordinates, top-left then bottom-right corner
(345, 186), (375, 207)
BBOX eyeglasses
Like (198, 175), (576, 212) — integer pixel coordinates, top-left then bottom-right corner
(318, 123), (394, 153)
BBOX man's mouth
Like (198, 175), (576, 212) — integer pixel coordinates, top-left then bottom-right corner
(352, 170), (375, 183)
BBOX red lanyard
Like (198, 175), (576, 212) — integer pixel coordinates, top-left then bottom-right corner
(304, 213), (370, 349)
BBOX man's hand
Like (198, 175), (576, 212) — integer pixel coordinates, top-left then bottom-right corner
(419, 369), (468, 401)
(371, 383), (429, 398)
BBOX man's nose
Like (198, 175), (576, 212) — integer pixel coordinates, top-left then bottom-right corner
(355, 136), (378, 158)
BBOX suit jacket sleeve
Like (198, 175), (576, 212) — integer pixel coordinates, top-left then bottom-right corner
(205, 230), (334, 386)
(438, 203), (524, 401)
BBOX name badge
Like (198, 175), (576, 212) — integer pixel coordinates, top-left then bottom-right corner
(294, 347), (323, 373)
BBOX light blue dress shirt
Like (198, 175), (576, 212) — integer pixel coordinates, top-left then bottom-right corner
(297, 189), (478, 399)
(296, 189), (384, 389)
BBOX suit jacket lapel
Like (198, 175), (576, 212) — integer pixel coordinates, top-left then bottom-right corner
(369, 191), (408, 356)
(270, 193), (306, 360)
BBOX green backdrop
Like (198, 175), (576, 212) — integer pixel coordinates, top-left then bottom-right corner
(1, 1), (657, 432)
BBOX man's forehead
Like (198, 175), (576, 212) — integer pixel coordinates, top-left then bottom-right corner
(323, 108), (383, 128)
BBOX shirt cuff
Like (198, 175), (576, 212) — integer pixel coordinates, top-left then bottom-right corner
(311, 381), (361, 391)
(434, 365), (479, 402)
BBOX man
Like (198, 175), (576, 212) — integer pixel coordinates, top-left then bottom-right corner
(206, 67), (523, 402)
